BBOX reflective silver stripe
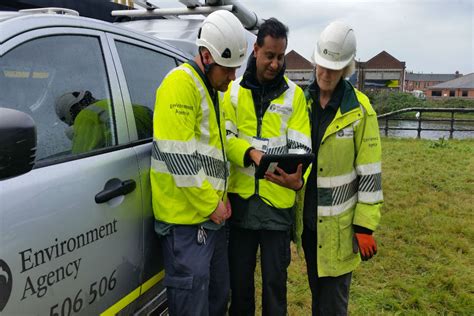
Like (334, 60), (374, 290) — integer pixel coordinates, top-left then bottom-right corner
(152, 139), (226, 189)
(86, 104), (108, 123)
(318, 194), (357, 217)
(287, 129), (311, 154)
(279, 80), (296, 135)
(356, 162), (382, 202)
(356, 162), (381, 175)
(179, 66), (211, 144)
(317, 170), (357, 188)
(359, 190), (383, 203)
(332, 177), (359, 205)
(359, 173), (382, 192)
(228, 78), (242, 142)
(226, 120), (238, 140)
(230, 77), (242, 106)
(152, 140), (200, 176)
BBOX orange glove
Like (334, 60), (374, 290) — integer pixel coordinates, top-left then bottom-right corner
(354, 233), (377, 261)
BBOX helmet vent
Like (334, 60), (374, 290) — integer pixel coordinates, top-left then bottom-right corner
(221, 48), (231, 59)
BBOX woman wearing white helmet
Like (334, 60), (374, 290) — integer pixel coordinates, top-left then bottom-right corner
(295, 21), (383, 315)
(150, 10), (247, 316)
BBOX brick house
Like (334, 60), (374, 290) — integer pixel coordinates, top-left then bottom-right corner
(425, 73), (474, 99)
(405, 72), (461, 92)
(285, 50), (314, 88)
(356, 51), (406, 91)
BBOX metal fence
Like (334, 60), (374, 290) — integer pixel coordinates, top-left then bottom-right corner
(377, 107), (474, 138)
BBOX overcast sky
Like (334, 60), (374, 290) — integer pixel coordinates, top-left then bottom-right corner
(155, 0), (473, 74)
(238, 0), (473, 74)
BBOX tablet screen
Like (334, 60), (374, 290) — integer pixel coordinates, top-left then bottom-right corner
(254, 153), (314, 179)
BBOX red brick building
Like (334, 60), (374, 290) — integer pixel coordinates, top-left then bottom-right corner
(425, 73), (474, 99)
(284, 50), (313, 88)
(356, 51), (406, 91)
(405, 72), (461, 92)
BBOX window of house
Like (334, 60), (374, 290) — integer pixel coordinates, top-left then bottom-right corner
(462, 90), (468, 97)
(449, 90), (455, 97)
(0, 35), (114, 160)
(431, 90), (442, 97)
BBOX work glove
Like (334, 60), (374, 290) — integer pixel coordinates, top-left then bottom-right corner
(354, 233), (377, 261)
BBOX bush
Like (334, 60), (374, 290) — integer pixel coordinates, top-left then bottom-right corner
(365, 90), (423, 114)
(364, 90), (474, 114)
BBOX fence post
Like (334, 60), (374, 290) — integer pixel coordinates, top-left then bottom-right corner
(385, 118), (388, 136)
(417, 111), (422, 138)
(450, 111), (455, 139)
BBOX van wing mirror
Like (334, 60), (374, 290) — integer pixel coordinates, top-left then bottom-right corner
(0, 108), (37, 180)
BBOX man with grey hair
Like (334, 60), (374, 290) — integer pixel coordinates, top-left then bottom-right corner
(295, 21), (383, 315)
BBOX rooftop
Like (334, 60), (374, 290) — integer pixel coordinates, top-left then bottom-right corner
(285, 50), (313, 70)
(430, 73), (474, 89)
(406, 73), (460, 81)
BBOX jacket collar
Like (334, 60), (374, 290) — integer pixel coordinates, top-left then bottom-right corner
(187, 59), (216, 98)
(306, 79), (359, 114)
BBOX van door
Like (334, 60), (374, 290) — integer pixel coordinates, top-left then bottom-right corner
(0, 28), (143, 315)
(106, 33), (183, 313)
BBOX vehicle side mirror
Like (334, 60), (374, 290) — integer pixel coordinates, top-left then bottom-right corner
(0, 108), (37, 180)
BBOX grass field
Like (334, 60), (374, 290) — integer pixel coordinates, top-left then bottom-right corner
(255, 137), (474, 315)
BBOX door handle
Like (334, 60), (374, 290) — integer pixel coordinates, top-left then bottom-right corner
(95, 178), (136, 204)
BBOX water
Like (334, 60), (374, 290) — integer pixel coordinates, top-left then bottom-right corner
(378, 119), (474, 139)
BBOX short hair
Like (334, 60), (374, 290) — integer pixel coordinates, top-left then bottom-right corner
(256, 17), (289, 47)
(342, 59), (356, 78)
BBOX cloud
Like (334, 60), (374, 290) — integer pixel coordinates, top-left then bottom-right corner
(240, 0), (473, 74)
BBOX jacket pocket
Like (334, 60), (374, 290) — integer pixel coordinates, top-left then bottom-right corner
(337, 211), (356, 261)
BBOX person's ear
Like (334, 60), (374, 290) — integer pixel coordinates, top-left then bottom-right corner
(202, 49), (214, 65)
(253, 42), (259, 58)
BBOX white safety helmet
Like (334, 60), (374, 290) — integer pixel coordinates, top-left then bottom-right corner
(55, 90), (95, 125)
(312, 21), (356, 70)
(196, 10), (247, 68)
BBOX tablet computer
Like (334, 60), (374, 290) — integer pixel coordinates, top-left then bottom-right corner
(255, 153), (315, 179)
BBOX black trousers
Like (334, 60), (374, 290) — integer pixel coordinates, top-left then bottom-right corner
(302, 227), (352, 316)
(228, 227), (291, 316)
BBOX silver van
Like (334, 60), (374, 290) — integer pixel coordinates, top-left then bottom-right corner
(0, 6), (256, 315)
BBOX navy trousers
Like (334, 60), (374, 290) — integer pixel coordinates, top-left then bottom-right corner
(302, 227), (352, 316)
(161, 225), (229, 316)
(228, 227), (291, 316)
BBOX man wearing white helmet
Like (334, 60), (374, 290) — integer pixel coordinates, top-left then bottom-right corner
(55, 91), (152, 154)
(223, 18), (311, 315)
(150, 10), (247, 315)
(294, 21), (383, 315)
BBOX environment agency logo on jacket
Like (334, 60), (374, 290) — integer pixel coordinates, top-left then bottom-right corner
(0, 259), (13, 311)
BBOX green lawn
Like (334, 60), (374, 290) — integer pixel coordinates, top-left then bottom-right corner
(256, 137), (474, 315)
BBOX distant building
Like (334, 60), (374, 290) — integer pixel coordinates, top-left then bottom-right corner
(285, 50), (313, 88)
(405, 72), (461, 92)
(356, 51), (406, 91)
(425, 73), (474, 99)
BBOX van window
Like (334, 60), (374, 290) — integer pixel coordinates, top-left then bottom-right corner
(115, 41), (177, 140)
(0, 35), (115, 160)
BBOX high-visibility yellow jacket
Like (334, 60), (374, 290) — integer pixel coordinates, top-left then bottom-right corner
(295, 80), (383, 277)
(223, 76), (311, 210)
(72, 100), (112, 154)
(72, 101), (152, 154)
(150, 63), (227, 225)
